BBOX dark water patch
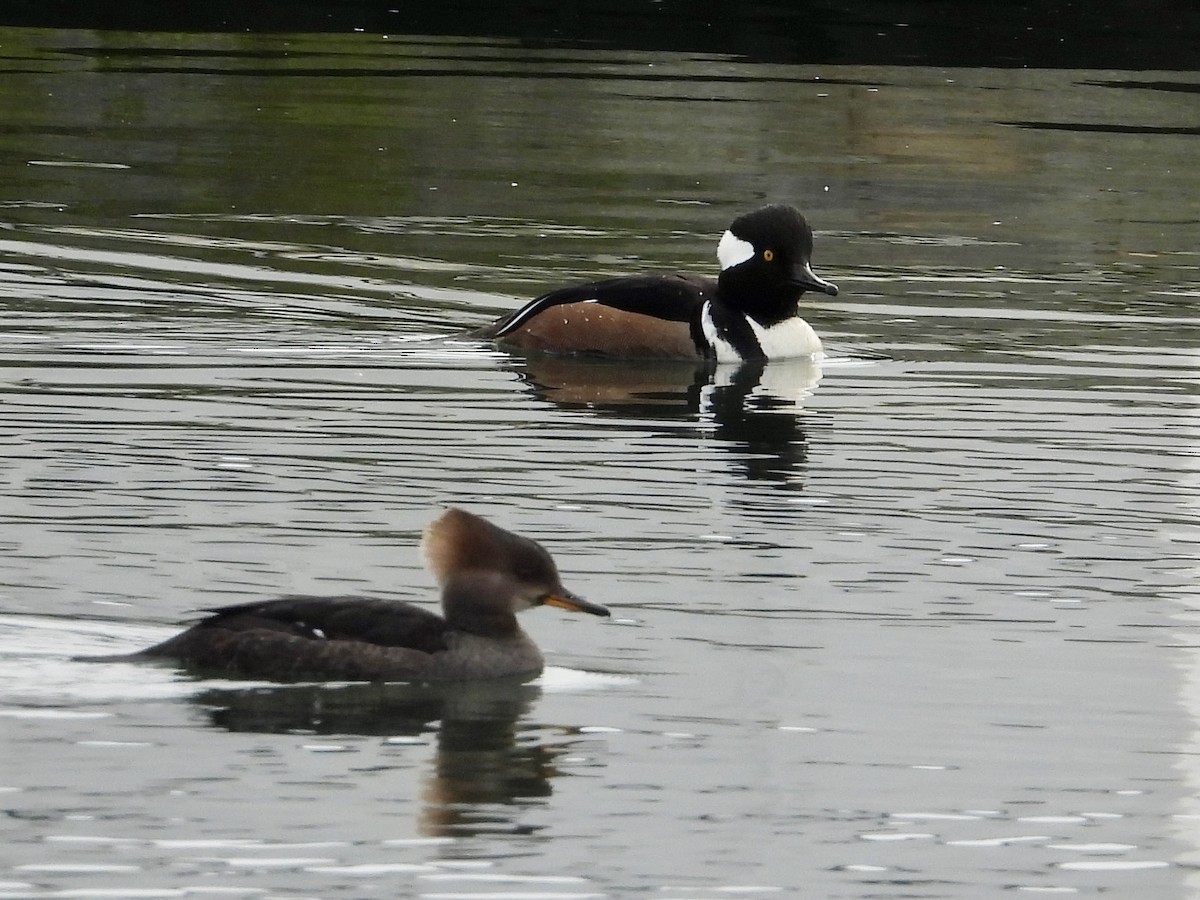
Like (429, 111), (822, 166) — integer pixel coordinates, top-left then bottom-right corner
(1002, 120), (1200, 136)
(6, 0), (1200, 69)
(1, 33), (1198, 898)
(1084, 79), (1200, 94)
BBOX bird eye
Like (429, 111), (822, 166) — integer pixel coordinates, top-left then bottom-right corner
(763, 249), (775, 262)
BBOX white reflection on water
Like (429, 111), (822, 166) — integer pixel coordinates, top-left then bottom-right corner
(1171, 392), (1200, 892)
(0, 614), (637, 705)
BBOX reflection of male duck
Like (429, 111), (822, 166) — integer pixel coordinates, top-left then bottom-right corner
(701, 359), (821, 484)
(477, 205), (838, 362)
(93, 509), (609, 682)
(510, 352), (823, 484)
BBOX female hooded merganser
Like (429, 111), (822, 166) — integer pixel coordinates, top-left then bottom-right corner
(476, 204), (838, 362)
(108, 509), (609, 682)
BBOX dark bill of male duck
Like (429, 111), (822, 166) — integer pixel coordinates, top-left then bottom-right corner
(83, 508), (610, 683)
(475, 204), (838, 363)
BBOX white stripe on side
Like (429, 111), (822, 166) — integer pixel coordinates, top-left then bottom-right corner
(498, 296), (597, 335)
(700, 301), (744, 363)
(496, 303), (545, 334)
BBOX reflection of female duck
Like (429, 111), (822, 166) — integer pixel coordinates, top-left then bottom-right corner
(511, 353), (822, 485)
(101, 509), (608, 682)
(477, 205), (838, 362)
(196, 679), (556, 838)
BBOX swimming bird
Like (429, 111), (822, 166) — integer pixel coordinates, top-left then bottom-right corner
(476, 204), (838, 362)
(105, 509), (609, 682)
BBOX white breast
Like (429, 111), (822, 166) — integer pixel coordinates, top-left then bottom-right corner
(701, 301), (823, 361)
(746, 316), (823, 359)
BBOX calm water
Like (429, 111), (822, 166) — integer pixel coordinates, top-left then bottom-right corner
(1, 22), (1199, 899)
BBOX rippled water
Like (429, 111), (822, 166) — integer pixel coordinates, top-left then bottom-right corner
(1, 21), (1198, 899)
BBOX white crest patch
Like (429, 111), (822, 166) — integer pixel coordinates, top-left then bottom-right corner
(717, 230), (755, 271)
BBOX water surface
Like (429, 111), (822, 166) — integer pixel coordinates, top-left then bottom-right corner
(1, 23), (1198, 899)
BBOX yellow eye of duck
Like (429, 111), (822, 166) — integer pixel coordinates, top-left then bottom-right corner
(763, 249), (774, 262)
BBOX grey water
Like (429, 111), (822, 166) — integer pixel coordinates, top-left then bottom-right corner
(1, 17), (1198, 899)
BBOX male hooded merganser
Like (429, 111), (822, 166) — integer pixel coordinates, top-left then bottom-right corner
(105, 509), (609, 682)
(476, 204), (838, 362)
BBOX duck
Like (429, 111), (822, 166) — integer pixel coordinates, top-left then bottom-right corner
(103, 508), (609, 682)
(475, 204), (838, 362)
